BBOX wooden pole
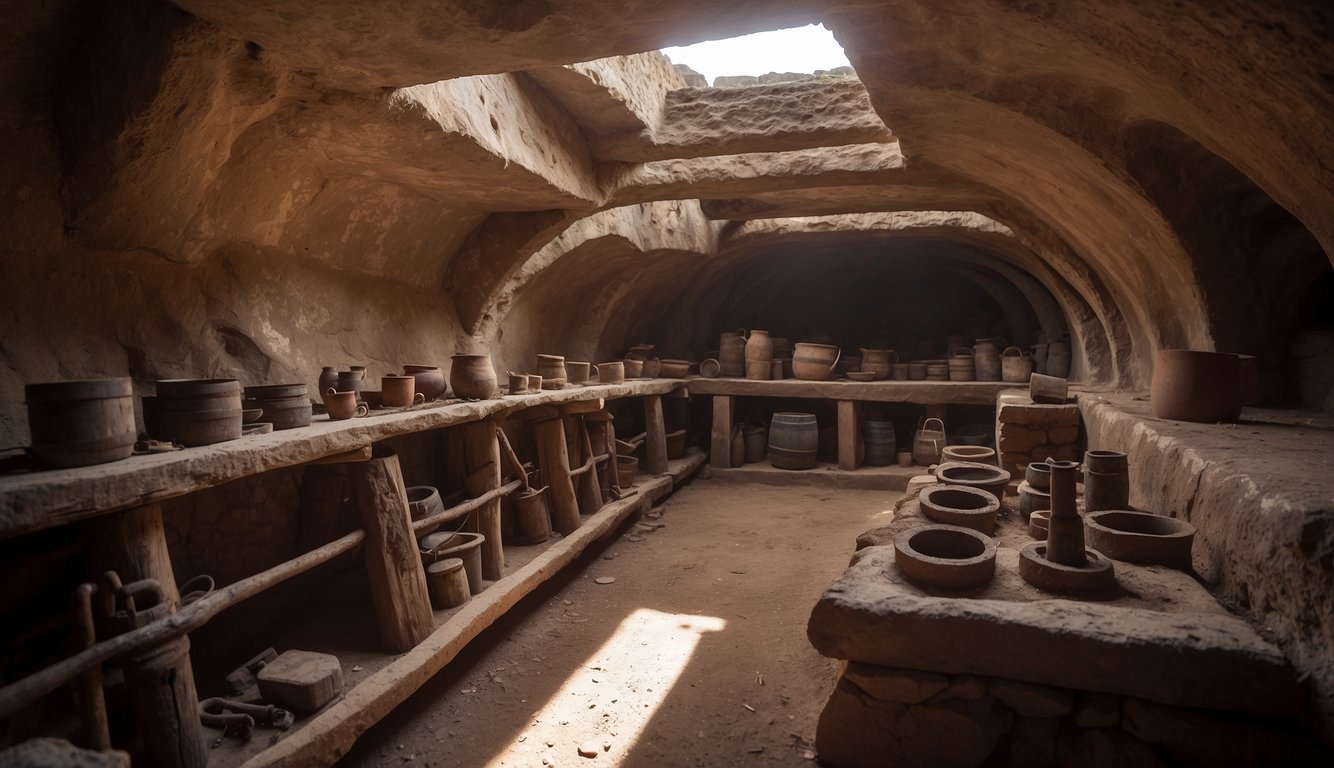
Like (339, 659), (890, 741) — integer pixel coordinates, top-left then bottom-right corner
(710, 395), (734, 469)
(534, 416), (581, 534)
(348, 447), (434, 652)
(84, 505), (206, 768)
(586, 415), (612, 501)
(838, 400), (861, 471)
(462, 421), (504, 581)
(564, 415), (602, 515)
(577, 420), (604, 514)
(643, 394), (669, 474)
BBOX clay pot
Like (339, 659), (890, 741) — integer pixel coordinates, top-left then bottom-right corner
(912, 417), (946, 466)
(25, 378), (137, 468)
(449, 354), (498, 399)
(949, 348), (976, 382)
(719, 330), (747, 378)
(860, 348), (895, 380)
(597, 361), (624, 384)
(935, 461), (1011, 501)
(659, 359), (690, 378)
(1150, 350), (1242, 423)
(317, 367), (339, 398)
(919, 485), (1001, 535)
(699, 358), (721, 378)
(526, 374), (543, 391)
(768, 412), (819, 470)
(897, 450), (914, 467)
(743, 424), (767, 463)
(894, 524), (997, 590)
(892, 364), (910, 381)
(536, 354), (567, 385)
(770, 359), (785, 379)
(380, 374), (425, 407)
(666, 429), (687, 459)
(323, 391), (368, 420)
(335, 371), (366, 399)
(616, 455), (638, 487)
(622, 358), (644, 378)
(1025, 460), (1052, 490)
(941, 445), (996, 464)
(642, 358), (661, 378)
(507, 372), (528, 394)
(565, 361), (592, 385)
(1084, 510), (1195, 569)
(403, 365), (446, 401)
(907, 362), (928, 380)
(1084, 450), (1129, 512)
(792, 343), (840, 381)
(926, 361), (950, 381)
(745, 330), (774, 380)
(730, 425), (745, 468)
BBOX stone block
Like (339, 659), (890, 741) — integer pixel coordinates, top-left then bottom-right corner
(1056, 728), (1165, 768)
(930, 673), (988, 702)
(991, 677), (1074, 717)
(1122, 697), (1327, 767)
(816, 674), (1009, 768)
(1047, 425), (1080, 444)
(257, 649), (344, 713)
(843, 662), (949, 704)
(999, 429), (1047, 453)
(997, 395), (1081, 427)
(0, 739), (130, 768)
(1073, 691), (1120, 728)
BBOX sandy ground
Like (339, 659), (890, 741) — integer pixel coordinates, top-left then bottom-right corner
(337, 478), (901, 767)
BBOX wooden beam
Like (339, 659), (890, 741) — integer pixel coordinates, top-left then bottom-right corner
(348, 449), (434, 653)
(710, 395), (734, 469)
(643, 394), (669, 475)
(461, 421), (504, 581)
(533, 417), (581, 535)
(838, 400), (861, 471)
(308, 446), (373, 464)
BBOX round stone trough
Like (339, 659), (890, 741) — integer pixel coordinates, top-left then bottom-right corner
(935, 461), (1011, 500)
(919, 484), (1001, 535)
(1028, 510), (1050, 540)
(1084, 510), (1196, 569)
(940, 445), (996, 464)
(894, 524), (997, 591)
(1018, 542), (1116, 594)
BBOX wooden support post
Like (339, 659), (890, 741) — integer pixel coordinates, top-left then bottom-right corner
(348, 448), (434, 653)
(710, 395), (734, 469)
(461, 421), (504, 582)
(838, 400), (861, 471)
(84, 505), (207, 768)
(643, 394), (669, 475)
(565, 415), (602, 515)
(533, 416), (581, 534)
(586, 415), (612, 501)
(297, 465), (348, 551)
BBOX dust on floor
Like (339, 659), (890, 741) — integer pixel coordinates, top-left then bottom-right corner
(339, 479), (900, 767)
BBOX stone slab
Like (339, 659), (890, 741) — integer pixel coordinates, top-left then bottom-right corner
(688, 377), (1016, 405)
(0, 381), (686, 540)
(809, 500), (1302, 716)
(257, 650), (343, 713)
(995, 391), (1082, 426)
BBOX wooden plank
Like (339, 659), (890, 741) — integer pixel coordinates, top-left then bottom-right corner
(687, 378), (1015, 405)
(643, 394), (669, 475)
(348, 450), (434, 653)
(236, 450), (705, 768)
(0, 379), (688, 542)
(558, 398), (605, 415)
(710, 395), (734, 469)
(838, 400), (861, 471)
(461, 422), (504, 581)
(308, 446), (372, 464)
(533, 417), (580, 535)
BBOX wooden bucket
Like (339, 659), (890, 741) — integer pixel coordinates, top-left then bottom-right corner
(25, 378), (137, 468)
(616, 455), (639, 487)
(514, 486), (553, 544)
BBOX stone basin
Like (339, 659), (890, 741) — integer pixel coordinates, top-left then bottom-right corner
(893, 524), (997, 591)
(1084, 510), (1196, 569)
(935, 461), (1011, 500)
(1018, 541), (1116, 594)
(918, 484), (1000, 535)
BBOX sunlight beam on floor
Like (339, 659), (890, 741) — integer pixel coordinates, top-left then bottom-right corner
(482, 608), (726, 767)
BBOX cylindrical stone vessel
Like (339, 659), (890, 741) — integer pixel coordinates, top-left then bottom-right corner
(1084, 450), (1129, 512)
(1045, 459), (1087, 566)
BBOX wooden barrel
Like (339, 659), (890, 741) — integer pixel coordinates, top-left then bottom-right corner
(769, 412), (818, 470)
(245, 383), (312, 429)
(426, 558), (470, 609)
(25, 378), (137, 468)
(862, 420), (897, 466)
(949, 349), (976, 381)
(152, 379), (242, 447)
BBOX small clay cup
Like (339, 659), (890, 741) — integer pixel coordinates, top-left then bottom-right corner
(362, 390), (384, 409)
(623, 359), (644, 378)
(381, 374), (425, 408)
(597, 361), (624, 384)
(324, 391), (368, 420)
(566, 361), (592, 385)
(507, 372), (527, 394)
(897, 450), (914, 467)
(527, 374), (543, 391)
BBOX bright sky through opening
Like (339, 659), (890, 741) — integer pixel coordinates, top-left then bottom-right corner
(662, 24), (850, 85)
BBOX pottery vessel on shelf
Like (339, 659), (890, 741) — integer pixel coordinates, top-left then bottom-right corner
(566, 361), (592, 385)
(860, 348), (895, 380)
(318, 367), (339, 398)
(699, 358), (721, 378)
(449, 354), (498, 399)
(507, 372), (527, 395)
(382, 374), (426, 407)
(792, 343), (840, 381)
(622, 358), (644, 378)
(537, 354), (567, 384)
(719, 330), (747, 378)
(403, 364), (447, 401)
(25, 377), (137, 468)
(323, 390), (367, 420)
(745, 330), (773, 380)
(1150, 350), (1242, 423)
(659, 359), (690, 378)
(335, 371), (366, 400)
(597, 361), (624, 384)
(1001, 346), (1033, 383)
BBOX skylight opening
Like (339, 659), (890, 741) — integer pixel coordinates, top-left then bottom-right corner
(662, 24), (851, 87)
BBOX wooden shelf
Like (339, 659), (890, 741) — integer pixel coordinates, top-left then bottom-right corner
(0, 380), (687, 541)
(687, 377), (1023, 405)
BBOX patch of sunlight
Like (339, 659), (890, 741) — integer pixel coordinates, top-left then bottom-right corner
(483, 608), (727, 767)
(662, 24), (850, 85)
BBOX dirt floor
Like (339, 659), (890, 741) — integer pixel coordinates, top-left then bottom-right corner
(336, 477), (901, 767)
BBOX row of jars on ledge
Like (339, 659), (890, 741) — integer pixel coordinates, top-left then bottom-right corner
(714, 331), (1071, 382)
